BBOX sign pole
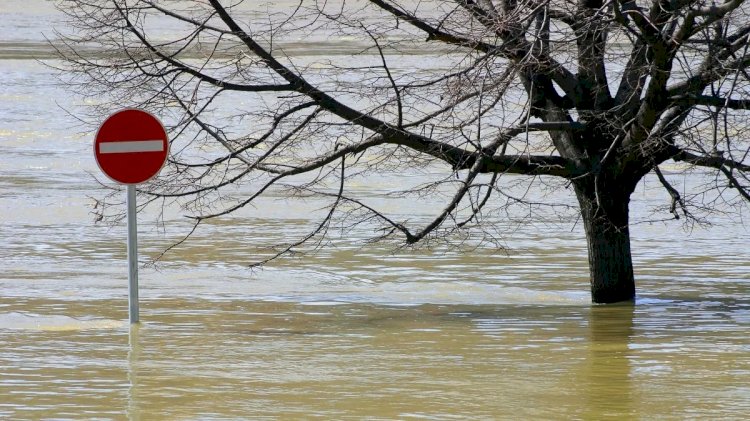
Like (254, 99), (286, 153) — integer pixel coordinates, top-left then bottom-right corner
(127, 184), (139, 324)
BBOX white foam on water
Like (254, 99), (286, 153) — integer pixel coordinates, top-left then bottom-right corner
(267, 281), (590, 306)
(360, 282), (591, 306)
(0, 312), (125, 331)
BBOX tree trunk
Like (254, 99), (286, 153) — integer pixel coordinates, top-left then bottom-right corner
(574, 181), (636, 304)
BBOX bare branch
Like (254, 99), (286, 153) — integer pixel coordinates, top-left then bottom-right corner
(672, 149), (750, 172)
(670, 94), (750, 110)
(367, 0), (580, 100)
(653, 165), (690, 219)
(249, 157), (348, 267)
(720, 166), (750, 202)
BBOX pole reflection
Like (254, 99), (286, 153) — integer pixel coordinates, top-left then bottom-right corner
(127, 324), (142, 421)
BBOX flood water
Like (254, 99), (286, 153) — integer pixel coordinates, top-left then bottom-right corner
(2, 1), (750, 419)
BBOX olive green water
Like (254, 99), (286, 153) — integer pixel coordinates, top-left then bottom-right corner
(3, 297), (750, 419)
(2, 2), (750, 419)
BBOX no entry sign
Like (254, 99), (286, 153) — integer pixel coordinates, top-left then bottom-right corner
(93, 108), (170, 324)
(94, 109), (169, 184)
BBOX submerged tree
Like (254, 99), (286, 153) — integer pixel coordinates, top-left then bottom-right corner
(57, 0), (750, 303)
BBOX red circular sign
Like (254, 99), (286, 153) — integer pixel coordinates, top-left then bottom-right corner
(94, 109), (169, 184)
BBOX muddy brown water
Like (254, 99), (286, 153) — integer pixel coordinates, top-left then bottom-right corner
(2, 2), (750, 419)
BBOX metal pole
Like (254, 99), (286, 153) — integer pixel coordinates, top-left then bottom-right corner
(126, 184), (139, 323)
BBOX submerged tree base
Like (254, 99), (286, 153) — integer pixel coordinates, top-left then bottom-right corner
(575, 179), (637, 304)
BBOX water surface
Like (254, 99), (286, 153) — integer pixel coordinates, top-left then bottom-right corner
(1, 2), (749, 419)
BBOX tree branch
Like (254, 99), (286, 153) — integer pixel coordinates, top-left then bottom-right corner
(114, 2), (295, 93)
(720, 166), (750, 202)
(670, 94), (750, 110)
(672, 149), (750, 172)
(367, 0), (579, 101)
(653, 165), (689, 219)
(249, 157), (348, 267)
(207, 0), (584, 179)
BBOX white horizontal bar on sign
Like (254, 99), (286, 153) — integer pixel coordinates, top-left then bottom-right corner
(99, 140), (164, 154)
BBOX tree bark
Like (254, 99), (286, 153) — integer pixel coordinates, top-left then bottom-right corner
(574, 180), (636, 304)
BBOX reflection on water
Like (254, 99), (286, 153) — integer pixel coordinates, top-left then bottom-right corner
(2, 299), (750, 418)
(127, 324), (141, 421)
(585, 304), (636, 419)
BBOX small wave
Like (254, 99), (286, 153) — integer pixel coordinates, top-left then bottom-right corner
(0, 39), (461, 60)
(0, 312), (125, 331)
(365, 282), (591, 306)
(255, 281), (590, 306)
